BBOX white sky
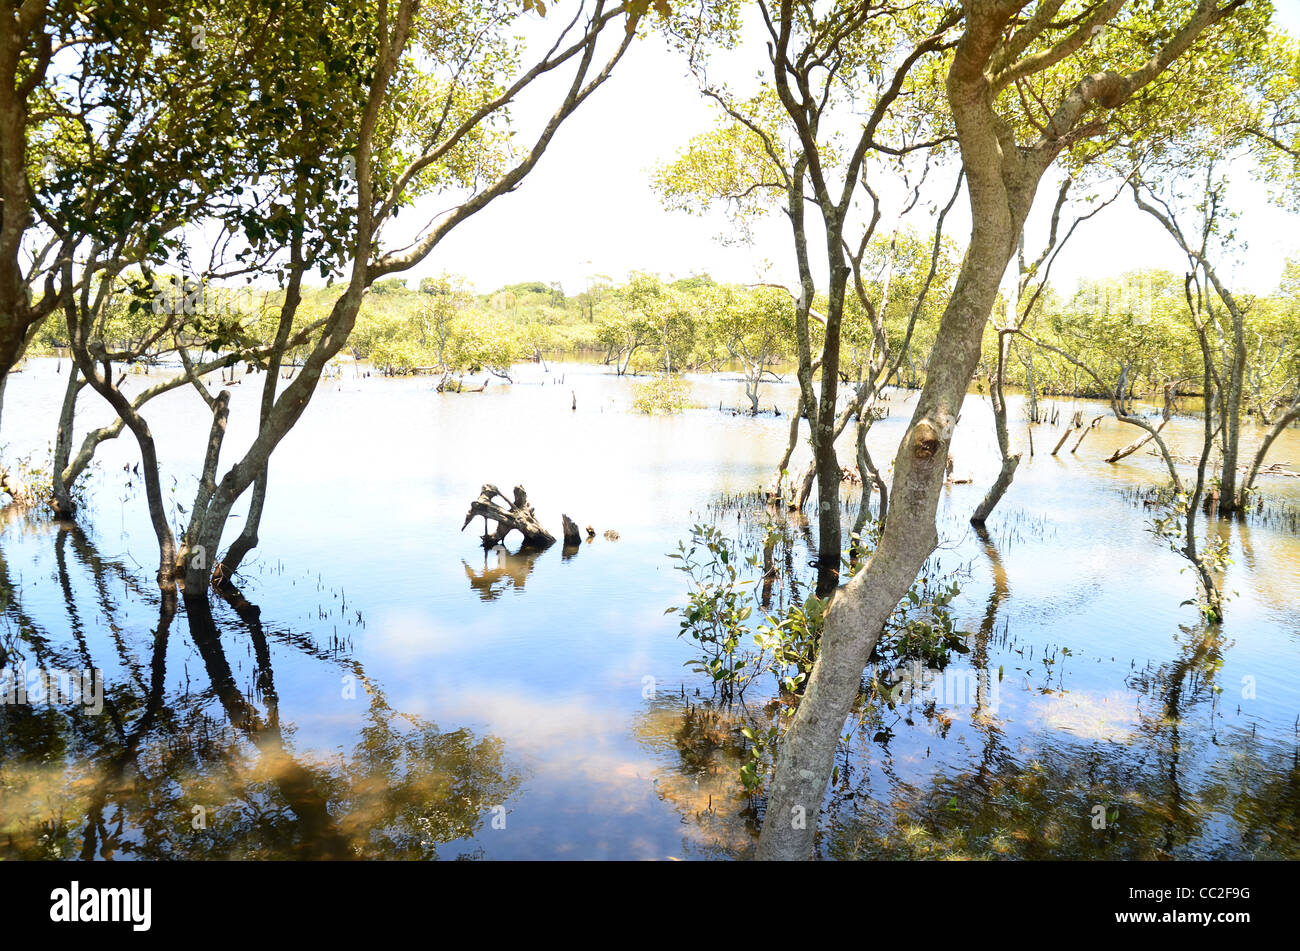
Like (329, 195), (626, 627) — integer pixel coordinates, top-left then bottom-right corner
(394, 3), (1300, 299)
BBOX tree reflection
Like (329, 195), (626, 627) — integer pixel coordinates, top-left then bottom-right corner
(632, 521), (1300, 860)
(631, 695), (759, 859)
(819, 617), (1298, 859)
(462, 544), (545, 601)
(0, 515), (519, 860)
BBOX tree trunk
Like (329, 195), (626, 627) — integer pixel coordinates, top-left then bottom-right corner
(810, 261), (850, 596)
(213, 466), (268, 588)
(756, 217), (1017, 859)
(850, 412), (886, 559)
(793, 463), (816, 512)
(215, 254), (303, 585)
(1020, 343), (1039, 423)
(970, 451), (1021, 526)
(971, 330), (1020, 525)
(1216, 326), (1246, 516)
(63, 266), (179, 585)
(1051, 426), (1071, 455)
(51, 362), (82, 516)
(768, 397), (803, 500)
(1241, 394), (1300, 505)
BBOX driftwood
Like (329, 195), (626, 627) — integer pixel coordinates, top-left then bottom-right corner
(1105, 419), (1166, 464)
(461, 484), (555, 548)
(1254, 461), (1297, 478)
(438, 377), (488, 393)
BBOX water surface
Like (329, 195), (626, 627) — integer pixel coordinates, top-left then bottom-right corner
(1, 356), (1298, 859)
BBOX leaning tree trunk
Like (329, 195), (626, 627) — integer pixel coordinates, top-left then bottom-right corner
(971, 451), (1021, 526)
(768, 397), (803, 500)
(214, 252), (304, 587)
(750, 0), (1132, 848)
(63, 263), (179, 584)
(1241, 394), (1300, 505)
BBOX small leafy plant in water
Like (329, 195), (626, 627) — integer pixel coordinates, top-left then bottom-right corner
(667, 524), (758, 704)
(881, 575), (967, 669)
(632, 373), (690, 414)
(668, 517), (971, 797)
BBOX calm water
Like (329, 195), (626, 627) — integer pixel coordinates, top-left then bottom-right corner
(1, 356), (1298, 859)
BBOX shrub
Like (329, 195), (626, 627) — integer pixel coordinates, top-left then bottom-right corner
(632, 373), (690, 414)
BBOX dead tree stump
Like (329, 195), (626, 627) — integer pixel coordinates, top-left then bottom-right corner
(461, 484), (556, 548)
(562, 514), (581, 546)
(1051, 427), (1072, 456)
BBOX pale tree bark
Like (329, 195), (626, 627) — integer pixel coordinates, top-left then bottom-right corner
(769, 394), (805, 501)
(1104, 417), (1168, 463)
(1166, 280), (1228, 618)
(50, 361), (83, 516)
(850, 400), (887, 558)
(756, 0), (1244, 860)
(971, 330), (1023, 525)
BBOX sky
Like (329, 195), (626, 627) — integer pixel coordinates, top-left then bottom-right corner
(389, 3), (1300, 299)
